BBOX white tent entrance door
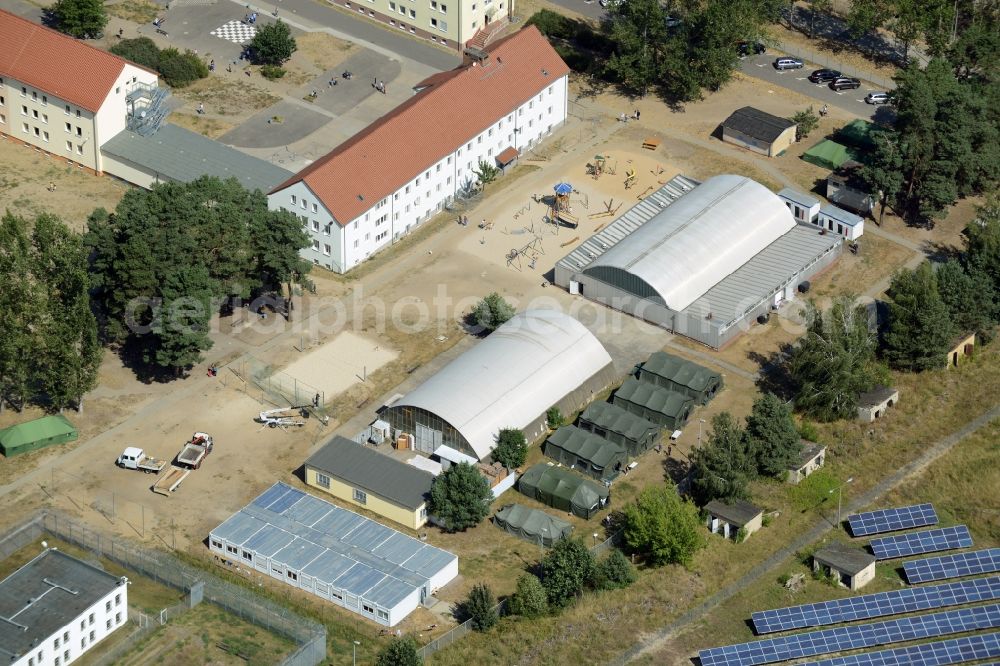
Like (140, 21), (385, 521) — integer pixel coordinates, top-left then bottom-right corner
(415, 423), (443, 454)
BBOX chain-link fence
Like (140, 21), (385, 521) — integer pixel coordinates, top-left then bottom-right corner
(774, 40), (896, 89)
(0, 511), (326, 666)
(227, 353), (328, 417)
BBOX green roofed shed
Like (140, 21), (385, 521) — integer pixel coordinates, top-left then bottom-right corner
(493, 504), (573, 547)
(613, 377), (694, 429)
(544, 425), (626, 482)
(835, 119), (876, 150)
(578, 401), (661, 456)
(639, 352), (723, 405)
(518, 463), (610, 518)
(801, 140), (861, 171)
(0, 415), (78, 457)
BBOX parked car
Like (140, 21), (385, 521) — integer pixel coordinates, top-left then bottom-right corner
(774, 57), (804, 70)
(808, 68), (842, 83)
(829, 76), (862, 91)
(738, 41), (766, 56)
(865, 91), (891, 104)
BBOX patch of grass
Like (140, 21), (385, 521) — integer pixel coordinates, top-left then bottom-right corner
(787, 469), (840, 513)
(168, 112), (235, 140)
(107, 0), (159, 23)
(172, 77), (280, 117)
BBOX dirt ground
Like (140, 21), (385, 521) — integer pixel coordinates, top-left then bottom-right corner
(0, 136), (128, 229)
(280, 330), (398, 397)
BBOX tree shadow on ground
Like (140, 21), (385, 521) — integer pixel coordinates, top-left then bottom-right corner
(748, 346), (797, 401)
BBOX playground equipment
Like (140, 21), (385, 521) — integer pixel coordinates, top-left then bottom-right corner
(506, 234), (546, 271)
(550, 182), (579, 228)
(587, 155), (607, 180)
(624, 168), (637, 190)
(589, 198), (623, 220)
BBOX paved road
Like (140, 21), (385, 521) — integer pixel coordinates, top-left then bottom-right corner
(617, 403), (1000, 664)
(738, 52), (892, 120)
(544, 0), (607, 22)
(234, 0), (460, 70)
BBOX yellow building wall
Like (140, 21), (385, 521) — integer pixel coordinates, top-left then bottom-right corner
(304, 466), (426, 530)
(947, 332), (976, 367)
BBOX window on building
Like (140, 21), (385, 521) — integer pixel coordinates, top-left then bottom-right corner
(64, 632), (69, 643)
(0, 113), (5, 125)
(76, 143), (83, 154)
(441, 3), (446, 10)
(64, 104), (70, 114)
(42, 113), (47, 123)
(115, 594), (121, 606)
(353, 488), (367, 504)
(20, 86), (26, 96)
(43, 131), (48, 142)
(291, 194), (297, 205)
(76, 109), (80, 117)
(115, 612), (122, 624)
(226, 544), (237, 554)
(312, 240), (320, 251)
(430, 0), (436, 7)
(55, 658), (60, 666)
(32, 91), (37, 101)
(363, 603), (374, 614)
(54, 637), (61, 649)
(389, 0), (395, 8)
(80, 638), (86, 649)
(317, 472), (331, 489)
(106, 601), (112, 612)
(21, 105), (27, 115)
(34, 126), (39, 136)
(66, 140), (72, 151)
(311, 220), (319, 232)
(76, 126), (82, 136)
(28, 657), (34, 666)
(287, 570), (298, 581)
(312, 202), (318, 213)
(354, 239), (359, 248)
(409, 8), (415, 16)
(377, 609), (389, 620)
(89, 630), (95, 642)
(64, 650), (70, 662)
(323, 244), (331, 256)
(32, 109), (38, 118)
(106, 619), (112, 630)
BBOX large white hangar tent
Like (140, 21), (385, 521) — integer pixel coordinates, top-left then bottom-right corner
(209, 483), (458, 627)
(555, 175), (843, 349)
(381, 310), (616, 460)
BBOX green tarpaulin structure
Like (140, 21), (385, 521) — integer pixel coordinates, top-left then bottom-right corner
(0, 414), (78, 457)
(578, 401), (661, 456)
(801, 140), (861, 171)
(835, 119), (876, 150)
(518, 463), (610, 519)
(544, 425), (626, 482)
(613, 377), (694, 429)
(493, 504), (573, 547)
(639, 352), (723, 405)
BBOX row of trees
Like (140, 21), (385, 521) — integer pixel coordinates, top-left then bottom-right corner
(861, 57), (999, 227)
(110, 38), (209, 88)
(85, 176), (311, 376)
(689, 394), (804, 505)
(0, 213), (102, 412)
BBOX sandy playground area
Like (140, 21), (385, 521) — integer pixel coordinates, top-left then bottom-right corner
(280, 330), (399, 398)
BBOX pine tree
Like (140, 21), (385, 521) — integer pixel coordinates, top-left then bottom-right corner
(883, 262), (956, 371)
(0, 213), (39, 412)
(508, 574), (548, 618)
(461, 583), (498, 631)
(690, 412), (754, 505)
(744, 393), (802, 478)
(594, 548), (638, 590)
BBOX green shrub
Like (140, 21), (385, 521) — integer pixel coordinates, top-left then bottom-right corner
(158, 48), (208, 87)
(110, 37), (160, 70)
(525, 9), (574, 40)
(593, 549), (638, 590)
(797, 420), (820, 442)
(260, 65), (286, 80)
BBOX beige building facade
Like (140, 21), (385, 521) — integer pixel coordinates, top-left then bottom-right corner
(329, 0), (511, 50)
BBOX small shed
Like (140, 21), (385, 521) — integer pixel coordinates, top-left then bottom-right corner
(720, 107), (797, 157)
(518, 463), (610, 519)
(857, 386), (899, 422)
(493, 504), (573, 547)
(827, 160), (874, 216)
(638, 352), (723, 405)
(496, 146), (519, 170)
(543, 425), (626, 482)
(578, 401), (661, 456)
(778, 188), (821, 225)
(813, 543), (876, 590)
(705, 499), (763, 541)
(613, 377), (694, 429)
(946, 332), (976, 368)
(0, 415), (78, 457)
(787, 440), (827, 484)
(818, 204), (864, 241)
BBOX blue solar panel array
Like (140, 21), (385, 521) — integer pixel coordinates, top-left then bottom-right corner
(752, 576), (1000, 634)
(905, 549), (1000, 584)
(870, 525), (974, 560)
(700, 604), (1000, 666)
(848, 503), (938, 537)
(800, 632), (1000, 666)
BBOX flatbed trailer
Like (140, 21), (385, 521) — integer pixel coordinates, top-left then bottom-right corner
(151, 466), (190, 496)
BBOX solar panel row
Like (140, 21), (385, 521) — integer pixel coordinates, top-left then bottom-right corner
(751, 576), (1000, 634)
(700, 604), (1000, 666)
(848, 503), (938, 537)
(800, 631), (1000, 666)
(905, 549), (1000, 584)
(870, 525), (974, 560)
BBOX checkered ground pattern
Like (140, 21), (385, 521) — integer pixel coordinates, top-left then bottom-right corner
(210, 20), (257, 44)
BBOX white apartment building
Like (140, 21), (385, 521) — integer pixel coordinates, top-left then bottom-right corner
(331, 0), (510, 50)
(269, 26), (570, 274)
(0, 9), (159, 175)
(0, 549), (129, 666)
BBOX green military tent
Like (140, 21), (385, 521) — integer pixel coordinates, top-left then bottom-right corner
(518, 463), (610, 519)
(0, 415), (78, 457)
(835, 119), (876, 151)
(639, 352), (723, 405)
(578, 401), (661, 456)
(543, 425), (626, 482)
(801, 140), (861, 170)
(493, 504), (573, 547)
(613, 378), (694, 430)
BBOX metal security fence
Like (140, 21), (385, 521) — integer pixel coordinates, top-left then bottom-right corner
(774, 41), (896, 89)
(0, 511), (327, 666)
(227, 353), (328, 413)
(417, 600), (507, 660)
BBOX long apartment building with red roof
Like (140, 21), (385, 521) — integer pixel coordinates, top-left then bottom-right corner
(0, 9), (160, 175)
(267, 26), (570, 274)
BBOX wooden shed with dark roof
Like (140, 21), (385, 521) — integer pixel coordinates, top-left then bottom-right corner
(720, 106), (798, 157)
